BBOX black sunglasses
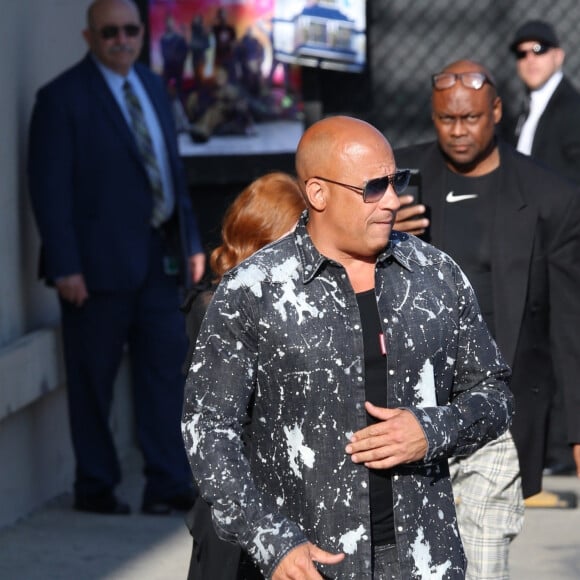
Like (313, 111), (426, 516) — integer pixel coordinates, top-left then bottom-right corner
(98, 24), (141, 40)
(306, 170), (411, 203)
(432, 72), (495, 91)
(514, 43), (552, 60)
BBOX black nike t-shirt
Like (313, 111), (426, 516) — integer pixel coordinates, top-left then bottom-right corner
(441, 168), (498, 336)
(356, 289), (395, 546)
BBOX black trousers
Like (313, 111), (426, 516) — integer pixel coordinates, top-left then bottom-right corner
(186, 497), (262, 579)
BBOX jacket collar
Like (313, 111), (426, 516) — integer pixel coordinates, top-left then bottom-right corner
(294, 212), (413, 285)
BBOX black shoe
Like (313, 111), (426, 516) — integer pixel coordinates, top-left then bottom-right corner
(74, 493), (131, 515)
(141, 488), (197, 515)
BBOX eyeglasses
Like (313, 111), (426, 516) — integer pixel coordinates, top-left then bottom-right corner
(306, 170), (411, 203)
(432, 72), (495, 91)
(514, 43), (552, 60)
(98, 24), (141, 40)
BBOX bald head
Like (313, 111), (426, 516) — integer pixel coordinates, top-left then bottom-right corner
(296, 116), (393, 185)
(296, 116), (400, 264)
(87, 0), (139, 28)
(431, 60), (502, 175)
(434, 59), (498, 103)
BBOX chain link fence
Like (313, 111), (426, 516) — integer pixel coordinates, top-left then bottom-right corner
(362, 0), (580, 147)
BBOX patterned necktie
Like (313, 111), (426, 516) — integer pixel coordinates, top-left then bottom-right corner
(123, 80), (166, 227)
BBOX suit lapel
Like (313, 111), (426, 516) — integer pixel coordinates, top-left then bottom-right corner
(532, 77), (568, 155)
(83, 56), (146, 169)
(491, 144), (537, 365)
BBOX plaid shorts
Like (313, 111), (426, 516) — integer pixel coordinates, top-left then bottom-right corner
(449, 430), (525, 580)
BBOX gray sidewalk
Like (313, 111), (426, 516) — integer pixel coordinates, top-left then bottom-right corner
(0, 450), (578, 579)
(0, 451), (191, 580)
(510, 474), (580, 579)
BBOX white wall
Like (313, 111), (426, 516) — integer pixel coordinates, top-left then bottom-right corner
(0, 0), (135, 528)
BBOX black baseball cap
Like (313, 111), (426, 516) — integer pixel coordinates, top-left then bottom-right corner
(509, 20), (560, 52)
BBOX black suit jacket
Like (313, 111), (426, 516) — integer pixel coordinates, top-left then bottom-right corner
(395, 140), (580, 497)
(28, 54), (202, 290)
(507, 76), (580, 185)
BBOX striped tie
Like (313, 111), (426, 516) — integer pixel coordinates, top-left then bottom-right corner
(123, 80), (166, 227)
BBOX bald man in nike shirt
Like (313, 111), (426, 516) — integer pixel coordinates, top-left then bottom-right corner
(394, 59), (580, 579)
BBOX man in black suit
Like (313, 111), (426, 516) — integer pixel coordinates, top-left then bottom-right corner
(28, 0), (205, 515)
(507, 20), (580, 184)
(507, 20), (580, 475)
(394, 59), (580, 579)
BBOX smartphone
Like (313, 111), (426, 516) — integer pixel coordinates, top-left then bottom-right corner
(399, 168), (430, 241)
(402, 168), (422, 205)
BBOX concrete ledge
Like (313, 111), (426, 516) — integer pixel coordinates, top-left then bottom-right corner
(0, 327), (137, 528)
(0, 328), (63, 421)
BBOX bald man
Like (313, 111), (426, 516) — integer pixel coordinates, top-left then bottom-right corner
(395, 59), (580, 578)
(182, 115), (513, 579)
(28, 0), (204, 515)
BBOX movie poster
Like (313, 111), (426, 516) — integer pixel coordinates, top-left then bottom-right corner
(148, 0), (303, 144)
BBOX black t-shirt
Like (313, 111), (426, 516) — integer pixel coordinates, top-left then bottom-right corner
(356, 289), (395, 546)
(441, 168), (499, 337)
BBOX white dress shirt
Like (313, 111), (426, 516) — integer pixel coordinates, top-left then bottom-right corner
(517, 70), (563, 155)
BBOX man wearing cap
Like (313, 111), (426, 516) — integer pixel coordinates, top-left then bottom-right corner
(508, 19), (580, 185)
(508, 19), (580, 478)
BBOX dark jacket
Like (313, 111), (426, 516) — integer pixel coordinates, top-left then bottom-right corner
(183, 213), (513, 579)
(28, 54), (202, 290)
(395, 140), (580, 497)
(506, 76), (580, 184)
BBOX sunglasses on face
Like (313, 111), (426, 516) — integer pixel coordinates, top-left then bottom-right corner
(432, 71), (495, 91)
(514, 43), (551, 60)
(306, 170), (411, 203)
(98, 24), (141, 40)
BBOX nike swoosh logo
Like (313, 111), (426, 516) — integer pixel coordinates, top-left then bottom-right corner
(446, 191), (479, 203)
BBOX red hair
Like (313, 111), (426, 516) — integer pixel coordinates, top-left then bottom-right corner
(210, 172), (306, 280)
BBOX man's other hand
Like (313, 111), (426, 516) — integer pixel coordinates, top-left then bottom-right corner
(272, 542), (345, 580)
(394, 194), (429, 236)
(573, 443), (580, 478)
(189, 252), (206, 284)
(55, 274), (88, 307)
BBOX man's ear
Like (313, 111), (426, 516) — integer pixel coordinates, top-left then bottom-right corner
(304, 179), (327, 212)
(554, 47), (566, 69)
(82, 28), (91, 47)
(493, 95), (503, 125)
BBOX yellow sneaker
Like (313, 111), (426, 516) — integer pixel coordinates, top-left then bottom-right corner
(524, 489), (577, 509)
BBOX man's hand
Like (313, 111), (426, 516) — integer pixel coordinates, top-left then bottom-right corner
(189, 252), (206, 284)
(55, 274), (88, 307)
(394, 194), (429, 236)
(345, 403), (428, 469)
(272, 542), (345, 580)
(573, 443), (580, 478)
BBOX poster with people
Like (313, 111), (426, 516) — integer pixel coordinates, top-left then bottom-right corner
(148, 0), (303, 143)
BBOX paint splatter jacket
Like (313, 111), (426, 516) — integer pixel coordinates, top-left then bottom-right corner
(182, 213), (513, 579)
